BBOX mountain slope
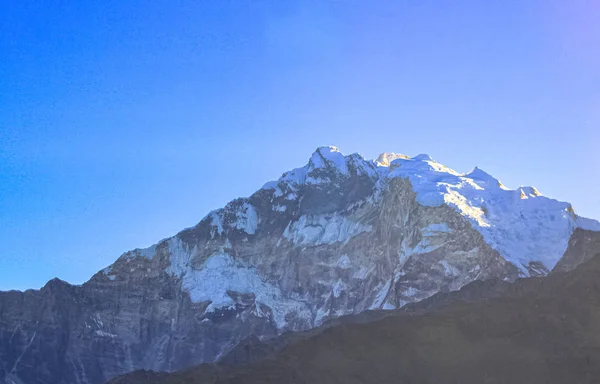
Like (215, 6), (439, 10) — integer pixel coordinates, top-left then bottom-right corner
(553, 229), (600, 273)
(109, 249), (600, 384)
(1, 146), (598, 384)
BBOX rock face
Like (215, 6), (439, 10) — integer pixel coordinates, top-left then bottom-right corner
(552, 228), (600, 273)
(1, 146), (598, 384)
(110, 250), (600, 384)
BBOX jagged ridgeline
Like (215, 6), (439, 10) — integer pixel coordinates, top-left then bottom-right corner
(1, 146), (599, 384)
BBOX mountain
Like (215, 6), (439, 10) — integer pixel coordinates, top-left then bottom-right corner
(1, 146), (598, 384)
(109, 243), (600, 384)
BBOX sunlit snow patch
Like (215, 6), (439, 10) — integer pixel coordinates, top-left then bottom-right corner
(167, 238), (309, 329)
(283, 214), (372, 246)
(381, 154), (599, 274)
(233, 202), (258, 235)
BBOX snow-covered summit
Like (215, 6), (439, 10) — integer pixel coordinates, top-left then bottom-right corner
(262, 146), (600, 275)
(375, 152), (410, 166)
(465, 167), (506, 190)
(308, 146), (348, 173)
(262, 146), (376, 189)
(412, 153), (433, 161)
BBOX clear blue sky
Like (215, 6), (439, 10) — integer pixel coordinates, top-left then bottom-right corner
(1, 1), (599, 290)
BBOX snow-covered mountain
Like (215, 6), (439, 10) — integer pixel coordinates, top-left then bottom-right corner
(261, 146), (599, 276)
(1, 146), (598, 384)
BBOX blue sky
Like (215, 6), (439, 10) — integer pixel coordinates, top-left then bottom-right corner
(1, 1), (599, 290)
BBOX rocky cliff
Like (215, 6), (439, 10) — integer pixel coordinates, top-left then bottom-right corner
(109, 248), (600, 384)
(552, 228), (600, 273)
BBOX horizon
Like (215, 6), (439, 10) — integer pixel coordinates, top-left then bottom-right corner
(2, 1), (599, 290)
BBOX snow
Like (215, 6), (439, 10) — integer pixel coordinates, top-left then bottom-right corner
(107, 145), (600, 336)
(332, 279), (345, 298)
(398, 229), (443, 264)
(442, 188), (489, 227)
(336, 255), (352, 269)
(466, 167), (504, 190)
(166, 237), (190, 277)
(134, 244), (157, 259)
(375, 152), (410, 167)
(202, 203), (258, 237)
(273, 204), (287, 212)
(314, 306), (330, 325)
(91, 314), (104, 328)
(412, 238), (440, 255)
(258, 146), (599, 276)
(402, 286), (418, 297)
(208, 211), (224, 236)
(439, 260), (460, 276)
(422, 223), (453, 236)
(349, 153), (378, 177)
(95, 330), (117, 338)
(413, 154), (433, 161)
(167, 237), (309, 329)
(378, 152), (599, 274)
(308, 146), (348, 175)
(473, 195), (580, 274)
(261, 146), (376, 190)
(233, 202), (258, 235)
(352, 266), (370, 280)
(262, 167), (307, 190)
(577, 215), (600, 231)
(282, 167), (308, 185)
(283, 214), (372, 246)
(370, 279), (392, 309)
(118, 244), (157, 261)
(261, 180), (279, 190)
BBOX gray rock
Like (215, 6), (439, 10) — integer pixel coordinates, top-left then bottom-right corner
(552, 228), (600, 273)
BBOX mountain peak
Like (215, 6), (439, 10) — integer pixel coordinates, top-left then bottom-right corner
(316, 145), (341, 153)
(375, 152), (410, 167)
(261, 146), (599, 274)
(413, 153), (433, 161)
(520, 186), (542, 197)
(466, 166), (492, 178)
(465, 166), (505, 189)
(308, 146), (348, 174)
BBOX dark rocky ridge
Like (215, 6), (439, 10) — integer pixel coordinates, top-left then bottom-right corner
(553, 229), (600, 273)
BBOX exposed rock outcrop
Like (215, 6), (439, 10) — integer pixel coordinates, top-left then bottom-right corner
(552, 228), (600, 273)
